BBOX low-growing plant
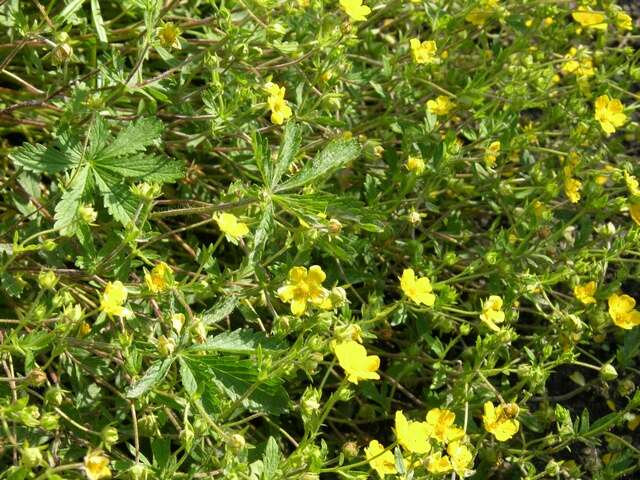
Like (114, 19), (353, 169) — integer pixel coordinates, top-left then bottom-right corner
(1, 0), (640, 479)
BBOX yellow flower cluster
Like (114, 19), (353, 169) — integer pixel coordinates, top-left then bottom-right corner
(563, 152), (582, 204)
(410, 38), (438, 64)
(573, 281), (597, 305)
(365, 408), (473, 477)
(264, 82), (292, 125)
(484, 141), (501, 168)
(561, 47), (595, 78)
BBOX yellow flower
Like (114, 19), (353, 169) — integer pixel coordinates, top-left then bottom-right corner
(427, 452), (452, 473)
(425, 408), (464, 444)
(480, 295), (505, 331)
(624, 171), (640, 197)
(334, 340), (380, 384)
(264, 82), (293, 125)
(214, 212), (249, 242)
(410, 38), (438, 64)
(145, 261), (173, 294)
(100, 281), (132, 318)
(365, 440), (396, 476)
(426, 96), (455, 116)
(594, 95), (627, 136)
(447, 441), (473, 476)
(400, 268), (435, 307)
(465, 0), (499, 26)
(561, 47), (595, 78)
(84, 450), (111, 480)
(564, 177), (582, 204)
(395, 410), (431, 454)
(573, 281), (596, 305)
(572, 8), (607, 30)
(158, 22), (182, 49)
(630, 204), (640, 226)
(482, 401), (520, 441)
(406, 155), (425, 174)
(608, 293), (640, 330)
(616, 11), (633, 31)
(277, 265), (330, 316)
(484, 141), (500, 168)
(339, 0), (371, 22)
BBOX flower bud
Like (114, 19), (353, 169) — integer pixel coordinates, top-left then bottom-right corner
(38, 271), (59, 290)
(228, 433), (246, 451)
(20, 444), (44, 469)
(171, 313), (185, 333)
(27, 368), (47, 386)
(157, 335), (176, 357)
(42, 239), (57, 251)
(79, 204), (98, 224)
(342, 441), (359, 459)
(101, 425), (119, 449)
(40, 412), (60, 431)
(127, 464), (150, 480)
(600, 364), (618, 381)
(45, 387), (65, 406)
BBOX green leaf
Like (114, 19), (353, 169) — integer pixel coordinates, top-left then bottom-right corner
(188, 329), (283, 354)
(187, 356), (289, 414)
(202, 295), (239, 325)
(617, 327), (640, 368)
(96, 153), (184, 182)
(262, 437), (282, 480)
(126, 358), (173, 398)
(93, 169), (140, 225)
(98, 118), (163, 160)
(277, 138), (360, 192)
(178, 357), (198, 395)
(54, 166), (90, 236)
(9, 143), (76, 174)
(253, 131), (271, 186)
(90, 0), (108, 43)
(248, 201), (274, 265)
(271, 122), (301, 188)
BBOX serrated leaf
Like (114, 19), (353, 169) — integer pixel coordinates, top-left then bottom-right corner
(93, 169), (139, 225)
(178, 357), (198, 395)
(126, 358), (173, 398)
(9, 143), (76, 174)
(277, 138), (360, 192)
(188, 329), (283, 354)
(1, 271), (25, 298)
(98, 118), (163, 160)
(248, 201), (274, 265)
(271, 122), (301, 188)
(90, 0), (108, 43)
(202, 295), (239, 325)
(54, 166), (90, 236)
(253, 131), (271, 186)
(262, 437), (281, 480)
(96, 153), (184, 182)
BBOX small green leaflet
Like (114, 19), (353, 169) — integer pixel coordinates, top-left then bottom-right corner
(125, 358), (173, 398)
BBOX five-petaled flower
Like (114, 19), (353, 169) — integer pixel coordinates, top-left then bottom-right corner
(100, 281), (132, 318)
(365, 440), (396, 476)
(214, 212), (249, 243)
(573, 281), (596, 305)
(145, 261), (173, 294)
(339, 0), (371, 22)
(265, 82), (293, 125)
(395, 410), (431, 454)
(405, 155), (425, 174)
(572, 8), (607, 30)
(483, 401), (520, 441)
(480, 295), (505, 331)
(410, 38), (438, 64)
(334, 340), (380, 383)
(608, 293), (640, 329)
(425, 408), (464, 444)
(427, 95), (455, 116)
(594, 95), (627, 136)
(277, 265), (331, 316)
(84, 450), (111, 480)
(400, 268), (436, 306)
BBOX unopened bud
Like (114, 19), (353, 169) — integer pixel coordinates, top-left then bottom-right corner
(79, 204), (98, 224)
(600, 364), (618, 381)
(27, 368), (47, 386)
(101, 425), (119, 449)
(342, 441), (359, 459)
(157, 335), (176, 357)
(38, 270), (58, 290)
(228, 433), (246, 451)
(20, 444), (44, 469)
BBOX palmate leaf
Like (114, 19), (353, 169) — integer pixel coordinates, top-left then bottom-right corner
(188, 328), (284, 354)
(276, 137), (360, 192)
(96, 153), (185, 182)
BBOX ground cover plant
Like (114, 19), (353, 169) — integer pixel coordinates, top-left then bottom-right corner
(1, 0), (640, 478)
